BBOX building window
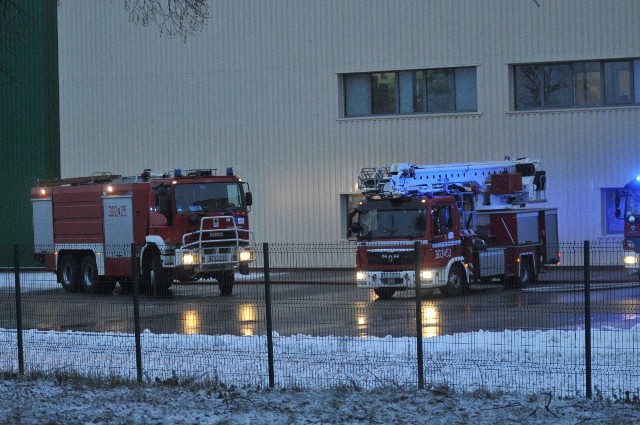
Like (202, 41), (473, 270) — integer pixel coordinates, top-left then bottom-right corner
(371, 72), (397, 114)
(343, 67), (477, 117)
(344, 74), (371, 116)
(514, 59), (639, 110)
(574, 62), (602, 106)
(602, 188), (624, 235)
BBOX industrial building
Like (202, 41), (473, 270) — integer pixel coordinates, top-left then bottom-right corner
(5, 0), (640, 247)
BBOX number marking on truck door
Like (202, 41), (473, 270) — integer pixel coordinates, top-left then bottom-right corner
(434, 248), (452, 259)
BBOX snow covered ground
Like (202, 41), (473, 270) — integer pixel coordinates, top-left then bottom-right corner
(1, 377), (640, 424)
(1, 326), (640, 424)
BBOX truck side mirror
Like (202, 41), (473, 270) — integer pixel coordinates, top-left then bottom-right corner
(245, 192), (253, 206)
(350, 222), (361, 234)
(615, 208), (621, 219)
(156, 185), (173, 226)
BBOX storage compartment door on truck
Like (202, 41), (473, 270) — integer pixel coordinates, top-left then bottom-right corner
(102, 194), (134, 275)
(32, 197), (54, 252)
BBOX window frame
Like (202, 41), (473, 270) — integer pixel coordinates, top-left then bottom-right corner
(513, 58), (639, 111)
(342, 66), (478, 118)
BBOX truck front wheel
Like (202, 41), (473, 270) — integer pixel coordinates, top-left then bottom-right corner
(444, 266), (468, 297)
(144, 254), (171, 296)
(216, 271), (234, 296)
(374, 288), (396, 299)
(58, 255), (80, 293)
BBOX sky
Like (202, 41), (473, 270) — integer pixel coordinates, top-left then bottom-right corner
(2, 274), (640, 423)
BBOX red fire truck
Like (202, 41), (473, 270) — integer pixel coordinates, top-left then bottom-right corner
(31, 168), (254, 296)
(616, 176), (640, 279)
(348, 157), (559, 299)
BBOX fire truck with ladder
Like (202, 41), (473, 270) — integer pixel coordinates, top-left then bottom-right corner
(348, 157), (559, 299)
(615, 175), (640, 280)
(31, 168), (254, 296)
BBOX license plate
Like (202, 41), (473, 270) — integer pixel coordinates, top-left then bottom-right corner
(205, 253), (232, 263)
(381, 272), (402, 279)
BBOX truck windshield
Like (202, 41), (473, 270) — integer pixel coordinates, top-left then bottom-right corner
(174, 182), (245, 213)
(359, 206), (427, 239)
(626, 189), (640, 215)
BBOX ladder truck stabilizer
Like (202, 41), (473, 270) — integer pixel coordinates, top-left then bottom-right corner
(350, 157), (558, 299)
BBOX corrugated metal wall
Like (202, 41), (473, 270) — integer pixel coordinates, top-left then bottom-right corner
(1, 0), (59, 249)
(57, 0), (640, 243)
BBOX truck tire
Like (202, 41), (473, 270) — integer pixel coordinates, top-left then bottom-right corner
(58, 255), (80, 293)
(517, 256), (535, 288)
(374, 288), (396, 299)
(444, 266), (467, 297)
(505, 256), (535, 288)
(80, 256), (115, 294)
(217, 271), (234, 296)
(144, 254), (171, 296)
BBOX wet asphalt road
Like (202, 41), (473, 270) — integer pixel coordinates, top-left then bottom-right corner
(2, 269), (639, 338)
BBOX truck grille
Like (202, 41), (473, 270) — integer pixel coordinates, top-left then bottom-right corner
(367, 250), (415, 266)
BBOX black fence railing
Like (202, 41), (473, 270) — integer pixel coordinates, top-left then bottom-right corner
(1, 241), (639, 400)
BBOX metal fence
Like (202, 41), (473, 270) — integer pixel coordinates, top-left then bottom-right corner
(1, 241), (639, 400)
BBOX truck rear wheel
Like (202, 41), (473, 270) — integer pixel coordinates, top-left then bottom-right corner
(216, 271), (234, 296)
(58, 255), (80, 293)
(80, 256), (115, 294)
(517, 256), (535, 288)
(505, 256), (535, 288)
(374, 288), (396, 299)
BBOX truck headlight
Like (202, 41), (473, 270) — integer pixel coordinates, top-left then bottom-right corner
(420, 270), (434, 280)
(623, 255), (638, 266)
(356, 271), (367, 281)
(239, 249), (254, 262)
(182, 253), (196, 265)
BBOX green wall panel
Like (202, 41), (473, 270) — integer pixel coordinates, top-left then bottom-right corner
(0, 0), (59, 256)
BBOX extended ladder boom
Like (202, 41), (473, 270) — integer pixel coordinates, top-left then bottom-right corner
(358, 157), (547, 210)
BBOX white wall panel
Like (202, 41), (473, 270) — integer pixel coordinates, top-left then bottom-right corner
(58, 0), (640, 243)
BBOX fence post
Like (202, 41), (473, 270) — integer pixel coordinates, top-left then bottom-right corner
(584, 240), (592, 399)
(132, 243), (143, 384)
(13, 244), (24, 376)
(263, 242), (275, 388)
(414, 241), (424, 389)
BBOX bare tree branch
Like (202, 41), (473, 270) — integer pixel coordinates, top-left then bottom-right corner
(124, 0), (209, 41)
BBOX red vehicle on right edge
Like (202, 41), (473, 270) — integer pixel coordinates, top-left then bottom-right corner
(616, 176), (640, 280)
(348, 157), (560, 299)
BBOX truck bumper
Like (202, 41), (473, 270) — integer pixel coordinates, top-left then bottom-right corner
(173, 246), (254, 275)
(355, 269), (445, 290)
(623, 252), (639, 272)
